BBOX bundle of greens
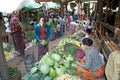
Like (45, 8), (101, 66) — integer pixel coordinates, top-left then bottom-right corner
(25, 31), (34, 40)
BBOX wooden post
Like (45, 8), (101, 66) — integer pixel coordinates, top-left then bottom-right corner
(98, 0), (103, 20)
(105, 0), (109, 23)
(94, 3), (97, 20)
(114, 1), (120, 42)
(0, 13), (9, 80)
(117, 2), (120, 28)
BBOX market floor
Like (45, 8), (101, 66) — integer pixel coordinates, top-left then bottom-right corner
(7, 35), (68, 78)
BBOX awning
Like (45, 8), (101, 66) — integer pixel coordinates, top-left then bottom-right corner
(0, 0), (29, 13)
(24, 0), (42, 9)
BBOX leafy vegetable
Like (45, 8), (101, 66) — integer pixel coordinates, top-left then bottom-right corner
(78, 32), (85, 37)
(44, 76), (53, 80)
(66, 68), (77, 75)
(51, 54), (61, 62)
(64, 43), (82, 58)
(4, 44), (14, 52)
(25, 31), (34, 40)
(58, 38), (77, 46)
(45, 57), (54, 67)
(0, 66), (18, 79)
(49, 68), (57, 78)
(8, 66), (18, 76)
(31, 39), (36, 44)
(56, 67), (65, 76)
(40, 40), (48, 46)
(30, 67), (38, 75)
(40, 64), (49, 74)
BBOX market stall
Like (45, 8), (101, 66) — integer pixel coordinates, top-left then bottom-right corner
(22, 37), (82, 80)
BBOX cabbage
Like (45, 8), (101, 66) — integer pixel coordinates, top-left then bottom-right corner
(64, 62), (70, 68)
(44, 76), (52, 80)
(49, 68), (57, 78)
(54, 62), (60, 68)
(40, 53), (50, 64)
(40, 64), (49, 74)
(45, 57), (54, 66)
(56, 67), (65, 76)
(71, 63), (78, 68)
(30, 67), (38, 75)
(34, 62), (39, 66)
(41, 40), (48, 46)
(51, 54), (61, 62)
(66, 54), (74, 62)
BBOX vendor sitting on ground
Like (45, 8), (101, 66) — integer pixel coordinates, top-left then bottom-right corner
(84, 28), (94, 39)
(75, 38), (105, 80)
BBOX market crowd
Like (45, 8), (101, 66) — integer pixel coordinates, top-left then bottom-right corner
(9, 10), (106, 80)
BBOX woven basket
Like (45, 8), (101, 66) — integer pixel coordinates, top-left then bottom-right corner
(64, 43), (82, 53)
(10, 70), (21, 80)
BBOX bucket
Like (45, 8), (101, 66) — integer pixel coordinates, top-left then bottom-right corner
(24, 53), (35, 72)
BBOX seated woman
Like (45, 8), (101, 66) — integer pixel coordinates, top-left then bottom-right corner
(75, 38), (105, 80)
(84, 28), (93, 39)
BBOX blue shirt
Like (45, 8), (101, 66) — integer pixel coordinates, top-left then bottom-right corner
(34, 23), (40, 44)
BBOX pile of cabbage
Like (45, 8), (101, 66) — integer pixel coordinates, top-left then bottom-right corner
(22, 38), (81, 80)
(23, 50), (78, 80)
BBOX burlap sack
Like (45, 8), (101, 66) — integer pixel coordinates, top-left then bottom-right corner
(105, 51), (120, 80)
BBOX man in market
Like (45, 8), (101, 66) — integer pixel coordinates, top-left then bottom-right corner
(10, 12), (26, 61)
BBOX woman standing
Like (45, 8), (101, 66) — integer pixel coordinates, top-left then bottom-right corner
(75, 38), (104, 80)
(34, 18), (49, 60)
(10, 12), (26, 60)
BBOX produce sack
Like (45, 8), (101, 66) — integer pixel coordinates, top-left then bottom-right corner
(105, 51), (120, 80)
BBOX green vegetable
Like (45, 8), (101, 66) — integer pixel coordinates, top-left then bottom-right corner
(66, 68), (77, 75)
(54, 62), (60, 68)
(40, 64), (49, 74)
(64, 43), (82, 58)
(49, 68), (57, 78)
(0, 66), (18, 79)
(66, 54), (74, 62)
(30, 67), (38, 75)
(25, 31), (34, 40)
(45, 57), (54, 67)
(44, 76), (52, 80)
(8, 66), (17, 76)
(64, 62), (70, 68)
(40, 40), (48, 46)
(58, 38), (76, 46)
(71, 63), (78, 68)
(78, 32), (85, 37)
(56, 67), (65, 76)
(51, 54), (61, 62)
(31, 39), (36, 44)
(4, 44), (14, 52)
(22, 72), (31, 80)
(40, 53), (50, 64)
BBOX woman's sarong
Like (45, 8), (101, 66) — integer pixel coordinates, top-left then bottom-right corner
(77, 58), (104, 80)
(38, 41), (48, 61)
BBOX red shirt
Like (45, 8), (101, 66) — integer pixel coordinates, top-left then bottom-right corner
(40, 26), (46, 39)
